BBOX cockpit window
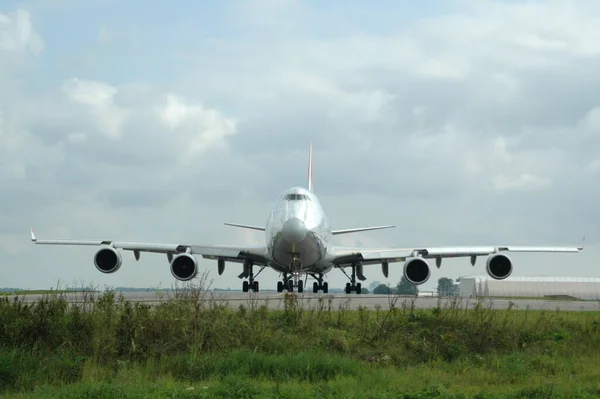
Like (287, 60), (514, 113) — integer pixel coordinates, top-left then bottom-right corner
(285, 194), (310, 201)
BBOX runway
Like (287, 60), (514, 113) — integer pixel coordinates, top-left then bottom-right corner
(5, 291), (600, 312)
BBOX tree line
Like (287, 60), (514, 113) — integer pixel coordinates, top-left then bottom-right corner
(371, 276), (458, 296)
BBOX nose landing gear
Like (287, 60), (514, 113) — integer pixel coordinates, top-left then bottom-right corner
(276, 253), (306, 293)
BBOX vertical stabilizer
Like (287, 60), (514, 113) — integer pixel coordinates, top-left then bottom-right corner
(308, 142), (314, 192)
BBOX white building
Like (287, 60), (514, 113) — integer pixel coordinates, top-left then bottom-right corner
(458, 276), (600, 300)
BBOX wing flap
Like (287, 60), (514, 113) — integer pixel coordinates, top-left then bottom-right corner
(416, 245), (583, 257)
(499, 246), (583, 253)
(33, 239), (108, 246)
(190, 244), (268, 265)
(33, 237), (183, 253)
(328, 247), (413, 266)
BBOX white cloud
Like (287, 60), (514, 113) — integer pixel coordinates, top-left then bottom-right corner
(586, 159), (600, 174)
(0, 9), (43, 54)
(61, 78), (127, 140)
(62, 78), (117, 107)
(154, 93), (238, 163)
(492, 173), (553, 192)
(1, 8), (46, 181)
(581, 106), (600, 132)
(0, 107), (26, 180)
(67, 132), (87, 143)
(97, 25), (114, 44)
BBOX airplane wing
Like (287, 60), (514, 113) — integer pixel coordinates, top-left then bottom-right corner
(329, 242), (584, 267)
(30, 229), (269, 265)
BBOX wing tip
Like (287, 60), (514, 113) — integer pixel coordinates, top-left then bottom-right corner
(30, 228), (37, 242)
(578, 235), (585, 251)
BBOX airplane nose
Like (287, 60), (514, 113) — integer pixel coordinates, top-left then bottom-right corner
(282, 217), (307, 244)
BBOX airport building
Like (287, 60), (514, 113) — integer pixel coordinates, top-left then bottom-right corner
(458, 276), (600, 300)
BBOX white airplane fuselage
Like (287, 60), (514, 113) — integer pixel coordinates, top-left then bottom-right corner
(265, 186), (333, 274)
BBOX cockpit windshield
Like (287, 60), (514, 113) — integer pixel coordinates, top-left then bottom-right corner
(284, 194), (310, 201)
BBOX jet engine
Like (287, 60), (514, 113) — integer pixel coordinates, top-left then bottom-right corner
(485, 253), (513, 280)
(403, 257), (431, 285)
(170, 253), (198, 281)
(94, 247), (122, 274)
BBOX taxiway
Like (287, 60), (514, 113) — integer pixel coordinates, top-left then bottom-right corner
(4, 291), (600, 312)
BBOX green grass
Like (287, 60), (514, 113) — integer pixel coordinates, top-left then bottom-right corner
(1, 276), (600, 398)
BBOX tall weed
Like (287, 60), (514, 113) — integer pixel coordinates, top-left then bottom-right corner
(1, 280), (599, 394)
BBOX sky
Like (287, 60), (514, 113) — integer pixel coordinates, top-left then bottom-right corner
(1, 0), (599, 292)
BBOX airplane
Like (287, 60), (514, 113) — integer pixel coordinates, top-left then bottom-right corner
(30, 143), (585, 294)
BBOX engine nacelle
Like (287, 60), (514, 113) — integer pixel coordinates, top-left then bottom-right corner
(485, 253), (513, 280)
(94, 247), (122, 274)
(403, 257), (431, 285)
(170, 253), (198, 281)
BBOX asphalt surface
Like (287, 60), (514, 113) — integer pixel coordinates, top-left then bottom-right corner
(5, 291), (600, 311)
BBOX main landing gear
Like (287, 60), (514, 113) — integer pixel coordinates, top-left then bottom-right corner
(310, 273), (328, 293)
(277, 273), (304, 293)
(239, 260), (265, 293)
(273, 254), (329, 294)
(276, 273), (329, 293)
(340, 262), (366, 294)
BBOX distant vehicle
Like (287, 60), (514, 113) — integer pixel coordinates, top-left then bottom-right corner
(30, 144), (584, 294)
(417, 292), (438, 298)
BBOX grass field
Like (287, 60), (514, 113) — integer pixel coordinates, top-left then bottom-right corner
(1, 276), (599, 398)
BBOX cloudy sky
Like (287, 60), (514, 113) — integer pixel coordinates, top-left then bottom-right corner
(1, 0), (599, 291)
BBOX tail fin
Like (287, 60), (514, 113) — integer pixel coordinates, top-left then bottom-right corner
(307, 142), (314, 192)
